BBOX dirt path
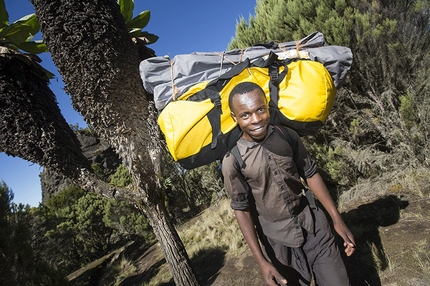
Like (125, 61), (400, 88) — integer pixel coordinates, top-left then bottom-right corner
(123, 194), (430, 286)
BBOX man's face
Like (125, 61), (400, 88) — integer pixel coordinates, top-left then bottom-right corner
(230, 88), (270, 142)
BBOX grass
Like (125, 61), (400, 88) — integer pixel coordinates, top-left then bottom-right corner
(414, 240), (430, 284)
(112, 256), (137, 285)
(179, 199), (246, 257)
(338, 167), (430, 211)
(139, 199), (246, 285)
(117, 168), (430, 286)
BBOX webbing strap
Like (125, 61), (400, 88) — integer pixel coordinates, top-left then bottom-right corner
(268, 62), (289, 109)
(230, 145), (245, 169)
(206, 59), (251, 149)
(208, 97), (222, 149)
(305, 187), (318, 210)
(195, 54), (290, 150)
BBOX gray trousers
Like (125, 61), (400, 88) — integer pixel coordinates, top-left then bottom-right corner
(263, 208), (350, 286)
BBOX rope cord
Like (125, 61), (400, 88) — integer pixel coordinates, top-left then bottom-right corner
(169, 60), (178, 101)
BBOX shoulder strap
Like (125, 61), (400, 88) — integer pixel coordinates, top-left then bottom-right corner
(230, 145), (245, 169)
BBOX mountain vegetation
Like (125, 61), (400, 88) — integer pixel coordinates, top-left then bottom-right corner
(0, 0), (429, 285)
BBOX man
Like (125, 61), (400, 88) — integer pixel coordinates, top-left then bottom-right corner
(222, 82), (355, 286)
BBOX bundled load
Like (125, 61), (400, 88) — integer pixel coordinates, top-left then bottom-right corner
(139, 32), (353, 169)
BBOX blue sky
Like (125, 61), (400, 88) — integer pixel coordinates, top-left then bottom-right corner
(1, 0), (257, 206)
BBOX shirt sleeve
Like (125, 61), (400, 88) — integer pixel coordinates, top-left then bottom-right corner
(221, 150), (251, 211)
(283, 127), (317, 179)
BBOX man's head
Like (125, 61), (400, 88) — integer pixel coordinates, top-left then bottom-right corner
(229, 82), (270, 142)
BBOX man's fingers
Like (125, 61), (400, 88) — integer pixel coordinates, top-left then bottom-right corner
(278, 277), (288, 285)
(344, 241), (356, 256)
(268, 275), (287, 285)
(344, 241), (355, 247)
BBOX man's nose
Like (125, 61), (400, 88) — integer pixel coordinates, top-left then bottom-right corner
(250, 113), (261, 123)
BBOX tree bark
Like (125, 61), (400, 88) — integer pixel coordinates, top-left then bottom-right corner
(28, 0), (199, 284)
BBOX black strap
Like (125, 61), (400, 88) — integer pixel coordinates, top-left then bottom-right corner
(305, 187), (318, 210)
(230, 145), (245, 169)
(205, 59), (252, 149)
(207, 97), (222, 149)
(189, 54), (289, 150)
(268, 61), (289, 109)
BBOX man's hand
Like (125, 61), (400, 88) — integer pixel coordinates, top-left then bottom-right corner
(334, 219), (356, 257)
(306, 173), (356, 257)
(259, 259), (288, 285)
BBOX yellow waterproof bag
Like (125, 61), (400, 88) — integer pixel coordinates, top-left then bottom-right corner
(158, 53), (336, 169)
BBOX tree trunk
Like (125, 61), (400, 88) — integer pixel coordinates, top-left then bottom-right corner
(144, 201), (200, 285)
(29, 0), (199, 284)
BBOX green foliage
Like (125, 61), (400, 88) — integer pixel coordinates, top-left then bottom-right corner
(399, 92), (420, 130)
(40, 187), (154, 273)
(92, 163), (106, 179)
(109, 164), (134, 187)
(306, 143), (356, 186)
(103, 199), (155, 242)
(159, 151), (225, 223)
(228, 0), (354, 49)
(117, 0), (158, 44)
(0, 181), (69, 285)
(46, 185), (85, 212)
(0, 0), (47, 54)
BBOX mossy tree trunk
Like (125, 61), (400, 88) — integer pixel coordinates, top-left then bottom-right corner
(0, 0), (199, 284)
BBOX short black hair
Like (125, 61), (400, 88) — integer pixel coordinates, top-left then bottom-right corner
(229, 82), (265, 113)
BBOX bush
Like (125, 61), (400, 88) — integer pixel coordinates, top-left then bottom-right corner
(109, 164), (133, 187)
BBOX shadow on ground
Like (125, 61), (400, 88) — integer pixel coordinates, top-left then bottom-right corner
(121, 245), (226, 286)
(340, 195), (409, 286)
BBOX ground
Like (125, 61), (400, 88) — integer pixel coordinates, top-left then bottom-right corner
(70, 191), (430, 286)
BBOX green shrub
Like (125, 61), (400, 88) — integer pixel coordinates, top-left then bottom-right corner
(399, 92), (420, 130)
(109, 164), (133, 187)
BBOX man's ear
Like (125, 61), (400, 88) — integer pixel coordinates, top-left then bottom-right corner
(231, 111), (237, 122)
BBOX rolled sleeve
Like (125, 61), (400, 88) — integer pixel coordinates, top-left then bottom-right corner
(222, 152), (251, 211)
(303, 159), (317, 178)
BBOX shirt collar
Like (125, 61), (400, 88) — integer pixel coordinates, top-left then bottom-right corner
(237, 125), (275, 153)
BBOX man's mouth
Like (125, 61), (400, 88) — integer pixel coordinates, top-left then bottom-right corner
(251, 126), (264, 132)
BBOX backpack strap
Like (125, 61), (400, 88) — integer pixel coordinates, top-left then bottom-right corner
(230, 145), (245, 169)
(304, 187), (318, 210)
(188, 59), (251, 150)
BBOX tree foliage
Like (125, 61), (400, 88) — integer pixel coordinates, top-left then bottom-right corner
(109, 164), (134, 187)
(160, 152), (226, 223)
(118, 0), (158, 43)
(229, 0), (430, 189)
(0, 0), (47, 54)
(0, 181), (69, 285)
(30, 185), (155, 274)
(228, 0), (354, 49)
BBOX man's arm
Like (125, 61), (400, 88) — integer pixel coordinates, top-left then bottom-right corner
(234, 209), (288, 285)
(306, 173), (356, 257)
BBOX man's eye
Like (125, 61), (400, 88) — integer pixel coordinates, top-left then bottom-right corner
(240, 114), (249, 119)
